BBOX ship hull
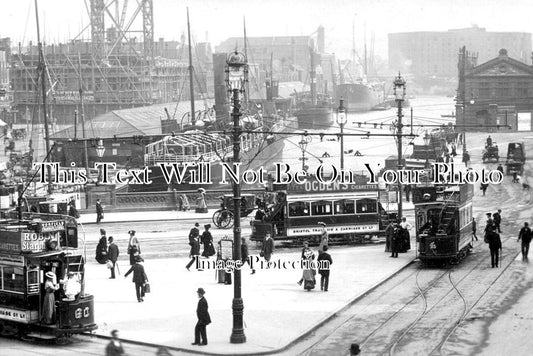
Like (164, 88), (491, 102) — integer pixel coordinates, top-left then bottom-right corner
(335, 83), (383, 112)
(294, 107), (333, 130)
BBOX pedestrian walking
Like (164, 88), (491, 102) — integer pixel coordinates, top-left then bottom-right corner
(196, 188), (208, 213)
(472, 218), (478, 241)
(480, 183), (489, 196)
(96, 228), (108, 264)
(241, 237), (255, 274)
(497, 164), (504, 175)
(201, 224), (215, 258)
(493, 209), (502, 233)
(68, 199), (79, 218)
(462, 151), (470, 167)
(261, 232), (274, 262)
(186, 223), (201, 270)
(297, 241), (313, 285)
(124, 255), (148, 302)
(512, 172), (519, 183)
(127, 230), (141, 266)
(518, 222), (532, 260)
(96, 198), (104, 224)
(486, 226), (502, 268)
(399, 217), (412, 252)
(318, 222), (329, 252)
(317, 246), (332, 292)
(105, 329), (125, 356)
(192, 287), (211, 346)
(107, 236), (119, 279)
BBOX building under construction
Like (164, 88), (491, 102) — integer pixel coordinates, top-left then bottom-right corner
(10, 0), (213, 126)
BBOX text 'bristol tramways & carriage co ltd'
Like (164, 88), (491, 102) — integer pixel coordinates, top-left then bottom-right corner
(32, 162), (503, 185)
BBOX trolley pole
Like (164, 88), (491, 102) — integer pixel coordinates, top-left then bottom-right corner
(230, 87), (245, 344)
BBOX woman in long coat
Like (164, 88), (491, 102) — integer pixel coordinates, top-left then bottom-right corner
(301, 244), (316, 291)
(201, 224), (215, 257)
(43, 272), (59, 324)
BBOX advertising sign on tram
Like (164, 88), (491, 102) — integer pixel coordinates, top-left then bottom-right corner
(286, 224), (379, 237)
(286, 177), (378, 194)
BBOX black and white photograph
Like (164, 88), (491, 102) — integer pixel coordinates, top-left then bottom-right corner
(1, 0), (533, 355)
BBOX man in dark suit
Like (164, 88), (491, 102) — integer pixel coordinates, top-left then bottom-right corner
(317, 246), (333, 291)
(262, 232), (274, 262)
(518, 222), (532, 260)
(487, 226), (502, 268)
(124, 256), (148, 302)
(96, 199), (104, 224)
(186, 223), (201, 271)
(105, 329), (125, 356)
(192, 287), (211, 346)
(493, 209), (502, 233)
(108, 236), (119, 279)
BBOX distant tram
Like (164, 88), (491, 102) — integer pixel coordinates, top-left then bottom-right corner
(0, 212), (96, 340)
(251, 176), (391, 244)
(413, 183), (474, 264)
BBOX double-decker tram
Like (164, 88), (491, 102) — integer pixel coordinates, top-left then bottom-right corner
(251, 176), (391, 244)
(413, 183), (474, 264)
(0, 212), (97, 340)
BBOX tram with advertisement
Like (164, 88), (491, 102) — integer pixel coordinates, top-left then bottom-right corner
(251, 175), (391, 244)
(413, 183), (474, 264)
(0, 212), (96, 340)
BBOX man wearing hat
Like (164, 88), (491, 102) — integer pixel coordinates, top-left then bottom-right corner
(186, 223), (201, 270)
(124, 256), (148, 302)
(105, 329), (125, 356)
(108, 236), (120, 279)
(318, 222), (328, 253)
(96, 198), (104, 224)
(96, 229), (108, 264)
(192, 287), (211, 346)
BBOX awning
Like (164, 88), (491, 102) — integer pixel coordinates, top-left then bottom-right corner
(25, 250), (65, 259)
(0, 119), (6, 126)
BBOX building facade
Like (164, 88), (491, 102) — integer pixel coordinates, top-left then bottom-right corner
(457, 49), (533, 132)
(389, 27), (532, 79)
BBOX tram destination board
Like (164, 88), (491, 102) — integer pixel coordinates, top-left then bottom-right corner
(286, 179), (378, 194)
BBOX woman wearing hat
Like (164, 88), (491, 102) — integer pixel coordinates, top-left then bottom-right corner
(43, 271), (59, 324)
(196, 188), (208, 213)
(96, 229), (108, 264)
(201, 224), (216, 258)
(127, 230), (141, 266)
(317, 222), (329, 253)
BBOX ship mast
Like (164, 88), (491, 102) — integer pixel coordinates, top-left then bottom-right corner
(352, 20), (356, 81)
(364, 22), (368, 78)
(310, 46), (317, 106)
(35, 0), (52, 194)
(78, 53), (90, 181)
(187, 7), (195, 126)
(243, 16), (249, 108)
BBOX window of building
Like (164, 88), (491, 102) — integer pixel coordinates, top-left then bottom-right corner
(311, 200), (332, 216)
(334, 199), (355, 214)
(288, 201), (310, 217)
(356, 198), (377, 213)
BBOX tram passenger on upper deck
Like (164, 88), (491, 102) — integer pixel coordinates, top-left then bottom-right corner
(255, 207), (266, 221)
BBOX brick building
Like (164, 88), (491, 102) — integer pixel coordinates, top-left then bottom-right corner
(457, 48), (533, 132)
(389, 27), (532, 79)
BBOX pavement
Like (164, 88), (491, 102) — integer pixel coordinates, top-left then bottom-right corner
(86, 241), (416, 355)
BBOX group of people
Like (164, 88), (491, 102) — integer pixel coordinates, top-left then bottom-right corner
(41, 270), (82, 325)
(95, 229), (149, 302)
(296, 223), (332, 291)
(385, 217), (412, 258)
(186, 223), (216, 270)
(484, 211), (502, 268)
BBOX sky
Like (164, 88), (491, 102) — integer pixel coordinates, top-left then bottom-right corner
(1, 0), (533, 60)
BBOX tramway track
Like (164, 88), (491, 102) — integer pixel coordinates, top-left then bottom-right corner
(385, 234), (516, 356)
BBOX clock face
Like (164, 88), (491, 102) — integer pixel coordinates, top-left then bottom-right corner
(498, 64), (507, 73)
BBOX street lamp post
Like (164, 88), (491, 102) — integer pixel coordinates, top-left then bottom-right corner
(298, 136), (311, 171)
(226, 51), (247, 344)
(336, 99), (347, 170)
(393, 73), (406, 220)
(95, 138), (105, 183)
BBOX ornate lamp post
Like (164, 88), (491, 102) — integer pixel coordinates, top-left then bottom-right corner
(298, 135), (312, 171)
(336, 99), (347, 170)
(95, 138), (105, 183)
(226, 50), (247, 344)
(393, 73), (406, 219)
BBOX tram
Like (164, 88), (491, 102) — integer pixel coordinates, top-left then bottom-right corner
(0, 212), (96, 339)
(251, 176), (391, 244)
(413, 183), (474, 264)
